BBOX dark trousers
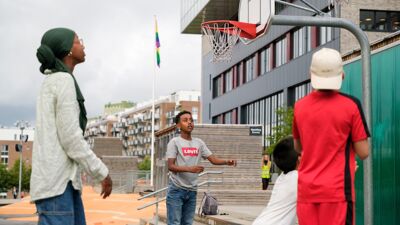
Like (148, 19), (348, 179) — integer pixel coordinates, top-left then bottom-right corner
(262, 178), (270, 190)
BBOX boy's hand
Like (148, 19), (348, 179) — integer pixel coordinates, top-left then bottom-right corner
(190, 166), (204, 173)
(226, 159), (237, 167)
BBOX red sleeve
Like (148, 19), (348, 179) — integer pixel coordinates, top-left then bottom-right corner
(351, 105), (370, 142)
(292, 109), (300, 139)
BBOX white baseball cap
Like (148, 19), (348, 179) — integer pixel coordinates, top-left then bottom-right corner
(310, 48), (343, 90)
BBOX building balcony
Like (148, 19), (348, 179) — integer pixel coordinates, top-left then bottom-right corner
(181, 0), (239, 34)
(116, 122), (126, 128)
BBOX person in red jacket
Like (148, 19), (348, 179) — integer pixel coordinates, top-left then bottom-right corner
(293, 48), (370, 225)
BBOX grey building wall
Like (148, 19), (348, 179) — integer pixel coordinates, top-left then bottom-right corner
(92, 137), (123, 157)
(201, 0), (339, 123)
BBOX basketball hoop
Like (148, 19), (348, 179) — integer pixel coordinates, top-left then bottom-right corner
(201, 20), (257, 62)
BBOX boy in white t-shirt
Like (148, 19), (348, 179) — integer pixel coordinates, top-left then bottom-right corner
(252, 136), (299, 225)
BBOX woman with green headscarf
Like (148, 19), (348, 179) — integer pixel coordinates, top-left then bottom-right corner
(31, 28), (112, 225)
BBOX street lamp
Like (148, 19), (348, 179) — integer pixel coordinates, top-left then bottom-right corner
(14, 120), (30, 200)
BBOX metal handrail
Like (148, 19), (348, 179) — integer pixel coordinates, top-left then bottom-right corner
(137, 170), (223, 200)
(197, 180), (222, 187)
(137, 179), (223, 210)
(137, 197), (167, 210)
(198, 170), (223, 177)
(138, 186), (168, 200)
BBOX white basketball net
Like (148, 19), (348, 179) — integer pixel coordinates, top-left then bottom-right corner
(202, 22), (241, 62)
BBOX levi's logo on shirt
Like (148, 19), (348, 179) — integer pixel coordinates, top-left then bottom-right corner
(182, 147), (199, 157)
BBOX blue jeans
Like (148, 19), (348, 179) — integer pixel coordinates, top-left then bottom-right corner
(35, 181), (86, 225)
(166, 182), (197, 225)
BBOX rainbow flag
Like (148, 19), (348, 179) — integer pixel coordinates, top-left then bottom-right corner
(155, 18), (161, 67)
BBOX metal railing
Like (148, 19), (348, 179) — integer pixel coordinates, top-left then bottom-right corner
(137, 171), (223, 225)
(83, 170), (151, 193)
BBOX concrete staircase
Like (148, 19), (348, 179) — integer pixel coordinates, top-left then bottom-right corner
(143, 205), (266, 225)
(192, 125), (268, 205)
(196, 190), (271, 206)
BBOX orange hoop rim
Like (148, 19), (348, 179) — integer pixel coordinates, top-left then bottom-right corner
(201, 20), (258, 39)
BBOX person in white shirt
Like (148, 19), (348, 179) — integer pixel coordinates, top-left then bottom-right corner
(252, 136), (300, 225)
(31, 27), (112, 225)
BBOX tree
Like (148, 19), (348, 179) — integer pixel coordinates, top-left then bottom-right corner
(8, 159), (31, 192)
(138, 155), (151, 171)
(0, 164), (11, 192)
(265, 106), (294, 155)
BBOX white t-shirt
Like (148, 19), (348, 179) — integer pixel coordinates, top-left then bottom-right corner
(252, 170), (298, 225)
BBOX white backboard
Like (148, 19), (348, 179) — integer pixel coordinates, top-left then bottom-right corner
(239, 0), (275, 34)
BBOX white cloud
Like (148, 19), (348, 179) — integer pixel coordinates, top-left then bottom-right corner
(0, 0), (201, 126)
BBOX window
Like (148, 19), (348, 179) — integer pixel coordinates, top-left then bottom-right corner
(212, 114), (223, 124)
(224, 111), (232, 124)
(1, 145), (8, 155)
(212, 75), (223, 98)
(295, 82), (312, 101)
(293, 26), (312, 58)
(241, 92), (284, 146)
(1, 145), (9, 165)
(360, 10), (400, 32)
(260, 46), (271, 75)
(319, 26), (333, 45)
(236, 63), (242, 86)
(245, 56), (255, 82)
(192, 107), (198, 115)
(275, 37), (287, 67)
(209, 74), (212, 90)
(209, 103), (211, 119)
(225, 69), (233, 92)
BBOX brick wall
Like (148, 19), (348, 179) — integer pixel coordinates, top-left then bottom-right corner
(340, 0), (400, 53)
(92, 137), (123, 157)
(0, 140), (33, 170)
(101, 156), (138, 173)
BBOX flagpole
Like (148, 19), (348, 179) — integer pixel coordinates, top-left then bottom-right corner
(150, 61), (155, 187)
(150, 16), (158, 187)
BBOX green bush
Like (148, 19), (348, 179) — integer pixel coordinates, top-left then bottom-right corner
(0, 164), (11, 192)
(265, 107), (294, 155)
(138, 155), (151, 171)
(8, 159), (31, 191)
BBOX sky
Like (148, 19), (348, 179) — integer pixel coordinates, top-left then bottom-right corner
(0, 0), (202, 127)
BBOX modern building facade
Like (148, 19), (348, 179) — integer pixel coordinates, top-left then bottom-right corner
(85, 115), (118, 149)
(116, 91), (201, 157)
(85, 91), (201, 157)
(180, 0), (400, 147)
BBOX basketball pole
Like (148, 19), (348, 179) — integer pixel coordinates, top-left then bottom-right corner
(270, 15), (373, 225)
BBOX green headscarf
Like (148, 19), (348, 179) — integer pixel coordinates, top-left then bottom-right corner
(36, 28), (87, 134)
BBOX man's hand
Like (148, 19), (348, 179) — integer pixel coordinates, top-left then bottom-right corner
(100, 174), (112, 199)
(190, 166), (204, 173)
(226, 159), (237, 167)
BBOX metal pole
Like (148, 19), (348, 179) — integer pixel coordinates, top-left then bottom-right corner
(275, 0), (318, 14)
(207, 173), (210, 193)
(155, 196), (159, 225)
(298, 0), (324, 15)
(17, 128), (24, 200)
(271, 15), (373, 225)
(150, 16), (158, 187)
